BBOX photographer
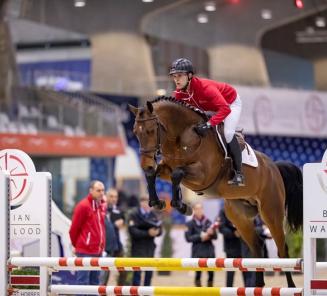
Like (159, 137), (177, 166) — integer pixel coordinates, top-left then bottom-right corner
(128, 195), (162, 286)
(185, 202), (217, 287)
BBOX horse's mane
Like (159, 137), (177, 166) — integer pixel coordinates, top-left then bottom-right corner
(149, 96), (207, 120)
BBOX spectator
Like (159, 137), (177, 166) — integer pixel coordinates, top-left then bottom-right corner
(185, 202), (217, 287)
(218, 206), (247, 287)
(219, 206), (270, 287)
(101, 188), (127, 285)
(128, 193), (140, 208)
(239, 215), (268, 286)
(117, 189), (129, 212)
(240, 237), (256, 287)
(69, 180), (106, 292)
(128, 195), (162, 286)
(254, 215), (272, 258)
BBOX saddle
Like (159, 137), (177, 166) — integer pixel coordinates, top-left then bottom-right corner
(203, 112), (246, 153)
(216, 123), (248, 154)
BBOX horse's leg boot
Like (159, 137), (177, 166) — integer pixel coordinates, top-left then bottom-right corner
(145, 168), (166, 209)
(149, 199), (166, 210)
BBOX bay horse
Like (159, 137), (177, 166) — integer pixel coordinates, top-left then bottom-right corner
(129, 96), (303, 288)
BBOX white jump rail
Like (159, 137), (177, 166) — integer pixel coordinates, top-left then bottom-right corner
(8, 257), (304, 272)
(49, 285), (304, 296)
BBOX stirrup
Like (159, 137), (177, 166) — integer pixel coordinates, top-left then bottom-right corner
(228, 171), (245, 186)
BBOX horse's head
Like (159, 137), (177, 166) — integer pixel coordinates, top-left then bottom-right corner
(129, 101), (160, 171)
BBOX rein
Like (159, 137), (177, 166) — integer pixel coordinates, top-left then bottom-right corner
(136, 115), (203, 161)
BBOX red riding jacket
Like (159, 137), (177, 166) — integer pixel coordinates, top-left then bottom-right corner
(174, 76), (237, 126)
(69, 194), (106, 255)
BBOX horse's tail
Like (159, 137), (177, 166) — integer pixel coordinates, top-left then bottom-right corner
(276, 161), (303, 232)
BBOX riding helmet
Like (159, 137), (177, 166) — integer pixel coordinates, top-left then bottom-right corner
(169, 58), (194, 75)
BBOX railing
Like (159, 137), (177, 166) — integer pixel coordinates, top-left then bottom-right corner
(0, 86), (125, 137)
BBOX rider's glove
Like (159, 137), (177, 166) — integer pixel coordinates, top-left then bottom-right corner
(194, 121), (211, 137)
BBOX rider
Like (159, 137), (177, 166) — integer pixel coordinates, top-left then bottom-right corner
(169, 57), (244, 186)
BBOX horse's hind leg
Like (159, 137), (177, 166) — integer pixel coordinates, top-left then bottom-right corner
(170, 168), (192, 215)
(258, 188), (296, 288)
(224, 199), (265, 287)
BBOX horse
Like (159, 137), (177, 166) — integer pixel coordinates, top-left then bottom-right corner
(129, 96), (303, 288)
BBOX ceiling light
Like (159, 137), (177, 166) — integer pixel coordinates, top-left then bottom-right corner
(197, 13), (208, 24)
(261, 9), (272, 20)
(294, 0), (304, 9)
(315, 16), (326, 28)
(205, 1), (216, 12)
(142, 0), (154, 2)
(74, 0), (85, 7)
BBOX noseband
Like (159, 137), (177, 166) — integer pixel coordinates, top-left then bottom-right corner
(135, 116), (161, 157)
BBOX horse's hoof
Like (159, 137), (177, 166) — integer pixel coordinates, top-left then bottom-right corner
(148, 199), (157, 207)
(149, 199), (166, 210)
(178, 203), (193, 216)
(170, 199), (180, 208)
(154, 200), (166, 210)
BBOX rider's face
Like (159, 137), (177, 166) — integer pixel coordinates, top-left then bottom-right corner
(171, 73), (188, 90)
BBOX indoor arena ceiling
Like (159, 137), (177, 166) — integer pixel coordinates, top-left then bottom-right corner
(9, 0), (327, 60)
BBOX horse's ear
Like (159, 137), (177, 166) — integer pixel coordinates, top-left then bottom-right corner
(146, 101), (153, 113)
(128, 104), (138, 116)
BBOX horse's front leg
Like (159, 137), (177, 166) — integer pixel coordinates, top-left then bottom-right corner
(144, 167), (166, 210)
(156, 160), (172, 182)
(170, 167), (193, 216)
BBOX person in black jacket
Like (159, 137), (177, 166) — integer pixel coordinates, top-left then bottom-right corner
(100, 208), (119, 285)
(185, 202), (217, 287)
(219, 206), (267, 287)
(101, 188), (126, 285)
(218, 206), (247, 287)
(128, 195), (162, 286)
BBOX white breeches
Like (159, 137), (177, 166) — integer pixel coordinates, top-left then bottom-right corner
(223, 94), (242, 143)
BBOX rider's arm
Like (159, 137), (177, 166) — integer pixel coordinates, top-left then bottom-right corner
(204, 86), (231, 126)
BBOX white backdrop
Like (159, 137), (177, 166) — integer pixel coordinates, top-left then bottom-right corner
(237, 85), (327, 138)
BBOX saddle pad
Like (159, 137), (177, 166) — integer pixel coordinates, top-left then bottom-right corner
(242, 143), (258, 167)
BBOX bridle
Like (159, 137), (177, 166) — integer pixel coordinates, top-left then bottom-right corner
(135, 116), (162, 158)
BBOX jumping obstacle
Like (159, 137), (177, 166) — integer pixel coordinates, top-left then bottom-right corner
(2, 148), (327, 296)
(8, 256), (304, 272)
(50, 285), (303, 296)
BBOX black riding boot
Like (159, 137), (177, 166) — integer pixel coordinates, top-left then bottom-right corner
(227, 135), (245, 186)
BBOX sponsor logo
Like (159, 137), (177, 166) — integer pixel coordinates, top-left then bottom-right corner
(305, 95), (326, 133)
(0, 149), (36, 207)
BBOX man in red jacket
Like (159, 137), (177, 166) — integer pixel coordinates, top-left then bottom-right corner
(69, 180), (106, 289)
(169, 58), (244, 186)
